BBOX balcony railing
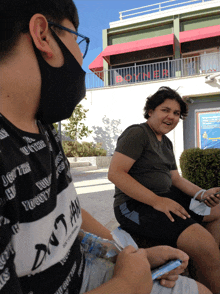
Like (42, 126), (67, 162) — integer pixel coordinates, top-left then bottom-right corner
(86, 52), (220, 89)
(119, 0), (213, 20)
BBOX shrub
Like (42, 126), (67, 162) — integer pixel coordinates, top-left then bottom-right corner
(180, 148), (220, 189)
(62, 141), (107, 157)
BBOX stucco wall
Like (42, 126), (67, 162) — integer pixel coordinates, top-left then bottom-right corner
(68, 156), (112, 168)
(69, 74), (220, 170)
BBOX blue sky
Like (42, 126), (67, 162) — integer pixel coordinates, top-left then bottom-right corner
(74, 0), (167, 73)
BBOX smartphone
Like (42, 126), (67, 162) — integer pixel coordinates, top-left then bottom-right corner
(201, 190), (220, 202)
(151, 259), (182, 280)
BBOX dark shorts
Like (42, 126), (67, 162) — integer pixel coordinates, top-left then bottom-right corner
(114, 186), (204, 248)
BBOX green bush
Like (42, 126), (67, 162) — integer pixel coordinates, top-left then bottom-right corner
(180, 148), (220, 189)
(62, 141), (107, 157)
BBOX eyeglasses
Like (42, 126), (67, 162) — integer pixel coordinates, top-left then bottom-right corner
(48, 21), (90, 59)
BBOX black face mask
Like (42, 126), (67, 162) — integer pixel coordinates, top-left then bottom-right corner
(34, 29), (86, 124)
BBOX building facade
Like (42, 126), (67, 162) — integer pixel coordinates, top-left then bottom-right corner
(83, 0), (220, 167)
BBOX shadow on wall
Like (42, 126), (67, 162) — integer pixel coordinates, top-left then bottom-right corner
(92, 116), (122, 156)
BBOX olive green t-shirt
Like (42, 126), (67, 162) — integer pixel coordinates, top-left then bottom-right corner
(114, 122), (177, 207)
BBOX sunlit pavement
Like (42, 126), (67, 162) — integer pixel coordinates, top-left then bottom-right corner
(71, 168), (119, 230)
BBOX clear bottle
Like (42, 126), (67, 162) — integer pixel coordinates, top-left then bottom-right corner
(78, 229), (122, 263)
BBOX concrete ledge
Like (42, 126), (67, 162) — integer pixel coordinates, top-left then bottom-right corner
(68, 156), (112, 169)
(96, 156), (112, 168)
(105, 218), (119, 231)
(71, 166), (98, 173)
(70, 162), (91, 168)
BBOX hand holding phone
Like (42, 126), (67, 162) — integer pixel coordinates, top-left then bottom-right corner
(213, 190), (220, 197)
(201, 190), (220, 202)
(151, 259), (182, 280)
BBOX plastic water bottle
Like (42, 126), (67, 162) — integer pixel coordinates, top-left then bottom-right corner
(78, 229), (122, 263)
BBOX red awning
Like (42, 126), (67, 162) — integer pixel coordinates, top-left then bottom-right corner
(102, 34), (174, 64)
(180, 25), (220, 43)
(89, 52), (104, 80)
(89, 52), (103, 71)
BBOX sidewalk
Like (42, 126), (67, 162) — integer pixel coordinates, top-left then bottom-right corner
(71, 168), (119, 231)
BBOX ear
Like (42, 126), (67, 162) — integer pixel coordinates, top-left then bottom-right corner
(29, 14), (53, 59)
(148, 109), (153, 117)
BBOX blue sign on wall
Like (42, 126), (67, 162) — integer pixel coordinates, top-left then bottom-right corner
(197, 111), (220, 149)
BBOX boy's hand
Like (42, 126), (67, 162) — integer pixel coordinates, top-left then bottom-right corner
(202, 188), (220, 207)
(153, 197), (191, 222)
(114, 246), (153, 294)
(145, 246), (189, 288)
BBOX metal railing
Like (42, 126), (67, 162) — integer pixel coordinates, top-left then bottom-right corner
(86, 52), (220, 89)
(119, 0), (212, 20)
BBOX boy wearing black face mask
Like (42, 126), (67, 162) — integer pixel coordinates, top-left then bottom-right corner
(0, 1), (212, 294)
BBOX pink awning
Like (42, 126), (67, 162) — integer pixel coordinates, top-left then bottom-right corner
(102, 34), (174, 64)
(180, 25), (220, 43)
(89, 52), (104, 80)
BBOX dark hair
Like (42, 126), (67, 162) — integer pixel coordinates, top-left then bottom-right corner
(0, 0), (79, 60)
(143, 86), (188, 120)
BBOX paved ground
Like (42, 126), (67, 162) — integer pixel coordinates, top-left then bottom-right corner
(71, 168), (119, 231)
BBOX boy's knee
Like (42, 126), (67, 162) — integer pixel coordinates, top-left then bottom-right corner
(177, 224), (219, 261)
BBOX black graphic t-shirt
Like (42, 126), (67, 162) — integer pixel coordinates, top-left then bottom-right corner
(0, 114), (85, 293)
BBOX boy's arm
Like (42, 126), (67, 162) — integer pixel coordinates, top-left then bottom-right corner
(86, 246), (153, 294)
(81, 209), (187, 290)
(171, 170), (220, 206)
(81, 208), (113, 240)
